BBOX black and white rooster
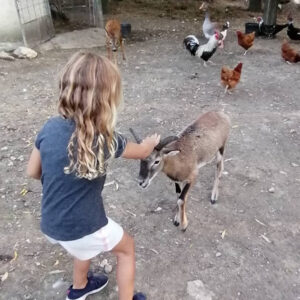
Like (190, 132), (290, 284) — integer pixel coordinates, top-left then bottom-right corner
(287, 14), (300, 40)
(256, 16), (288, 37)
(183, 32), (223, 67)
(202, 10), (230, 48)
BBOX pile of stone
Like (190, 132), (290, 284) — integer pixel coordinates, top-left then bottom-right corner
(0, 46), (38, 61)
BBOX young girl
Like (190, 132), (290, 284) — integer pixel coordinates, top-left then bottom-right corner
(27, 52), (160, 300)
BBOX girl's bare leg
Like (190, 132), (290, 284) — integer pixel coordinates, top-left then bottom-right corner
(73, 258), (91, 288)
(111, 232), (135, 300)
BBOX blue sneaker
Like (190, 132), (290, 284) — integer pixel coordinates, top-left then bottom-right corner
(133, 292), (147, 300)
(66, 274), (108, 300)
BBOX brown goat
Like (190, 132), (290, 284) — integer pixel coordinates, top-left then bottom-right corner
(105, 19), (126, 64)
(130, 111), (231, 231)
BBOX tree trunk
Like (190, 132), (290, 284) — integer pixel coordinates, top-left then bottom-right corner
(248, 0), (262, 11)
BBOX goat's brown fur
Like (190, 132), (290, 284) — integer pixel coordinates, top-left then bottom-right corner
(162, 111), (230, 230)
(105, 19), (126, 64)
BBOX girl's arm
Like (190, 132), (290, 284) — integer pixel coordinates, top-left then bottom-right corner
(122, 134), (160, 159)
(27, 147), (42, 180)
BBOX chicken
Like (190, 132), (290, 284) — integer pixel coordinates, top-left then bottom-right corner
(256, 16), (288, 37)
(281, 40), (300, 63)
(221, 62), (243, 93)
(201, 6), (229, 49)
(287, 15), (300, 41)
(184, 32), (223, 67)
(237, 31), (255, 55)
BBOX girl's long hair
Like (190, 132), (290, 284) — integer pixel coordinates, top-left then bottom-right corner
(58, 52), (122, 179)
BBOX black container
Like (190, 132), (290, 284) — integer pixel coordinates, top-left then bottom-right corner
(121, 23), (131, 38)
(245, 22), (259, 36)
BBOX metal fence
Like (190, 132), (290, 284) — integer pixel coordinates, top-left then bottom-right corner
(15, 0), (55, 47)
(60, 0), (103, 27)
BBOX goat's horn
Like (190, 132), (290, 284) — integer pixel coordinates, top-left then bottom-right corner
(129, 128), (142, 144)
(155, 136), (178, 151)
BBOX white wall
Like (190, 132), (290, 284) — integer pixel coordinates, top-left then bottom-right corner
(0, 0), (22, 42)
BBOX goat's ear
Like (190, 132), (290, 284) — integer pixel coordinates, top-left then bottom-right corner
(163, 150), (180, 157)
(161, 141), (180, 157)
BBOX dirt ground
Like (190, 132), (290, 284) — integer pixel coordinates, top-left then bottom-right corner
(1, 1), (300, 299)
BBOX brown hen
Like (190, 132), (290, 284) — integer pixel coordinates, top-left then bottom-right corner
(281, 41), (300, 63)
(237, 31), (255, 55)
(221, 62), (243, 93)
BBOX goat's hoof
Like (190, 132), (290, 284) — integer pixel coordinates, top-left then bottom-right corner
(173, 220), (180, 227)
(210, 199), (216, 205)
(181, 223), (188, 232)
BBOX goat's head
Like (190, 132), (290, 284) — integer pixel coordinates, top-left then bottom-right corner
(111, 37), (120, 52)
(105, 30), (120, 52)
(129, 128), (179, 188)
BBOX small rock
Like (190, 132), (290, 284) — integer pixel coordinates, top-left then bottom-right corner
(187, 279), (215, 300)
(104, 264), (113, 274)
(24, 294), (33, 300)
(291, 163), (299, 167)
(0, 51), (15, 61)
(10, 156), (16, 161)
(52, 278), (65, 289)
(100, 259), (108, 268)
(1, 146), (8, 151)
(13, 46), (38, 59)
(8, 161), (13, 167)
(268, 187), (275, 193)
(154, 207), (162, 212)
(216, 252), (222, 257)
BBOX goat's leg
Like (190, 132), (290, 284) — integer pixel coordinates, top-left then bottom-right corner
(121, 39), (126, 61)
(113, 51), (117, 65)
(176, 182), (193, 231)
(211, 147), (224, 204)
(173, 183), (182, 227)
(106, 37), (112, 61)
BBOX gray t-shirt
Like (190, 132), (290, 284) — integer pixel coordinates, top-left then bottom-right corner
(35, 116), (127, 241)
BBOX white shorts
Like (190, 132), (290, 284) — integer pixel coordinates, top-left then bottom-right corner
(45, 217), (124, 261)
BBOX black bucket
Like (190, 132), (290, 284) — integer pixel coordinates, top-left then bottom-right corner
(121, 23), (131, 38)
(245, 22), (259, 36)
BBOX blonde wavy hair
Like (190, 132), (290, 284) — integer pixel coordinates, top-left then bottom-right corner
(58, 52), (122, 179)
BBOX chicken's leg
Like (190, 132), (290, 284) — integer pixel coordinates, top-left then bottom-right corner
(243, 50), (248, 55)
(207, 60), (216, 65)
(224, 85), (229, 94)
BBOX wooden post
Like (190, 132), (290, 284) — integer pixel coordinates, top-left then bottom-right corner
(263, 0), (278, 37)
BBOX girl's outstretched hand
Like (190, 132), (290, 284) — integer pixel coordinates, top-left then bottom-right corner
(122, 133), (160, 160)
(141, 133), (160, 150)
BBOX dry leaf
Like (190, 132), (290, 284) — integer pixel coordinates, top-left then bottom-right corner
(48, 270), (65, 275)
(11, 251), (18, 262)
(232, 125), (239, 129)
(53, 260), (59, 266)
(255, 219), (266, 226)
(1, 272), (8, 282)
(260, 234), (271, 243)
(20, 188), (28, 196)
(221, 230), (226, 239)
